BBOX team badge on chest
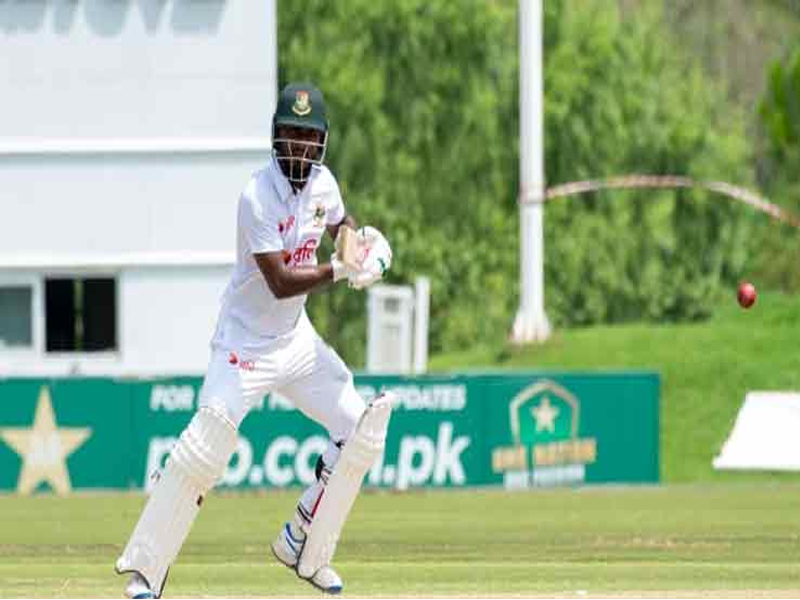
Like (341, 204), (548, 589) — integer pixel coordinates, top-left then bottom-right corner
(311, 203), (327, 227)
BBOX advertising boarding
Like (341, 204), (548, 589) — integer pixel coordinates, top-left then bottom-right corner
(0, 373), (659, 494)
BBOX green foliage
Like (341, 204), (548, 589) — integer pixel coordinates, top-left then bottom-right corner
(279, 0), (753, 364)
(755, 49), (800, 292)
(543, 2), (753, 326)
(761, 50), (800, 151)
(280, 0), (519, 363)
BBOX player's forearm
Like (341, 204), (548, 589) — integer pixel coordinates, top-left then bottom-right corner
(269, 264), (334, 299)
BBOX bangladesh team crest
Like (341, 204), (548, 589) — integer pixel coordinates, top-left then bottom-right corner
(292, 90), (312, 116)
(311, 203), (326, 227)
(492, 379), (597, 488)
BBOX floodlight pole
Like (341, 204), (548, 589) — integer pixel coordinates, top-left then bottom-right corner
(511, 0), (551, 344)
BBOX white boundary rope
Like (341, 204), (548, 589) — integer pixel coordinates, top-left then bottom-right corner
(536, 175), (800, 229)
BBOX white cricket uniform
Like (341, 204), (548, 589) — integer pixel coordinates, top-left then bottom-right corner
(198, 158), (365, 444)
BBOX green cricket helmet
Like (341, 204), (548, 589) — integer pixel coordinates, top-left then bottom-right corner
(272, 82), (329, 186)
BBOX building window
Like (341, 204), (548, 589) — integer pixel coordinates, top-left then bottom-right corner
(45, 277), (117, 352)
(0, 286), (33, 349)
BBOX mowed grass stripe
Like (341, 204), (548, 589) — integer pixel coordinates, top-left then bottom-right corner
(1, 487), (800, 596)
(3, 563), (800, 597)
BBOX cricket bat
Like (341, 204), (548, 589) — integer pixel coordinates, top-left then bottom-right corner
(336, 225), (361, 269)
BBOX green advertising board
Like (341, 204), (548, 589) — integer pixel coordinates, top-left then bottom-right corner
(0, 373), (658, 494)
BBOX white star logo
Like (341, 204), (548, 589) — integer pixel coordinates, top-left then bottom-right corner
(531, 396), (559, 433)
(0, 387), (92, 495)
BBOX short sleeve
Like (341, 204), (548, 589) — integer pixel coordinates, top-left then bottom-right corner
(324, 171), (346, 226)
(239, 182), (283, 254)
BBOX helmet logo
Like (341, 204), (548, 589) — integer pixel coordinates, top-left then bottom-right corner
(292, 91), (312, 116)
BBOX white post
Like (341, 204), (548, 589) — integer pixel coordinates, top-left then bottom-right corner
(413, 276), (430, 374)
(366, 284), (414, 374)
(511, 0), (550, 344)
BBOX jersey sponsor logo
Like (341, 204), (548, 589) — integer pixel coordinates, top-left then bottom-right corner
(292, 90), (312, 116)
(228, 351), (254, 371)
(290, 238), (318, 265)
(278, 215), (295, 235)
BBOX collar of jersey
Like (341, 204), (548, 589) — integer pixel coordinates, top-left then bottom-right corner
(270, 156), (320, 203)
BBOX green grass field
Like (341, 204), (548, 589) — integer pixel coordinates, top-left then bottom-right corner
(2, 486), (800, 597)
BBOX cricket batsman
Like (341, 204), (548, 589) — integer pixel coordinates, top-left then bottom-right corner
(116, 82), (394, 598)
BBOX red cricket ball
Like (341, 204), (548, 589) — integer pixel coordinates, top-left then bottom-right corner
(737, 281), (757, 309)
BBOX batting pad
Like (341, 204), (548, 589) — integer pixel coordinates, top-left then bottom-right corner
(297, 393), (393, 579)
(116, 407), (237, 597)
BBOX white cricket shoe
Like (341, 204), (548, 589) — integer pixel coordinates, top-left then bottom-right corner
(270, 522), (343, 595)
(303, 565), (343, 595)
(125, 573), (156, 599)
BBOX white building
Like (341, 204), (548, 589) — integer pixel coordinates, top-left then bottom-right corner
(0, 1), (277, 376)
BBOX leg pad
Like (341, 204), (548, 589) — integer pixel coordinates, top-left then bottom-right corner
(297, 393), (392, 579)
(116, 408), (237, 597)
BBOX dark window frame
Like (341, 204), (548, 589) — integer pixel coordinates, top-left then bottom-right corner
(44, 275), (118, 353)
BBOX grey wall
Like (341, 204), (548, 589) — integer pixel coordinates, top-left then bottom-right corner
(1, 0), (274, 140)
(0, 1), (277, 375)
(0, 0), (277, 262)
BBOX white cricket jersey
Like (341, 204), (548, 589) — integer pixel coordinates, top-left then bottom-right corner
(212, 157), (345, 349)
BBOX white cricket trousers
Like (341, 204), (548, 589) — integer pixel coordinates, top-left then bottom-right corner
(198, 311), (365, 526)
(198, 311), (365, 443)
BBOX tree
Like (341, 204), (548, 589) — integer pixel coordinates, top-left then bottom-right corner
(279, 0), (519, 363)
(754, 49), (800, 290)
(278, 0), (753, 364)
(542, 1), (753, 324)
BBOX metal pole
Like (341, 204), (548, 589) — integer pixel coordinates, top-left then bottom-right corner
(511, 0), (550, 344)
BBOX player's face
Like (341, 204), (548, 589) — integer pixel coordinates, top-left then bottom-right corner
(274, 125), (326, 188)
(277, 125), (323, 157)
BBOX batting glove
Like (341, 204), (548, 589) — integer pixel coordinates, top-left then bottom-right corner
(348, 226), (392, 290)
